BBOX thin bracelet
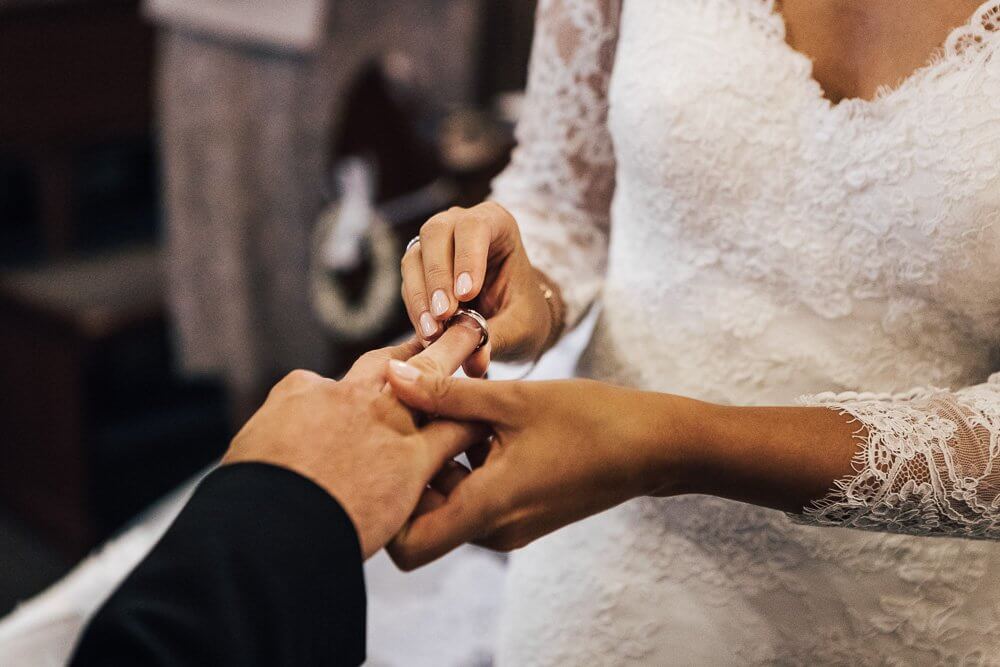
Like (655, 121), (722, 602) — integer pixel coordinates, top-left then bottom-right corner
(502, 274), (566, 381)
(537, 277), (566, 356)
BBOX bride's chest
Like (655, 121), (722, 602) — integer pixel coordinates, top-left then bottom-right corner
(606, 0), (1000, 321)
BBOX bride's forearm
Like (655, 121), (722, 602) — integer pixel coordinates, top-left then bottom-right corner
(644, 395), (860, 513)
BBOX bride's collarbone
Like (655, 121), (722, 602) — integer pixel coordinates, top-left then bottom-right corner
(775, 0), (988, 104)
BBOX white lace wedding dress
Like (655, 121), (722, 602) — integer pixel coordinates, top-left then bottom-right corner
(4, 1), (1000, 664)
(490, 0), (1000, 664)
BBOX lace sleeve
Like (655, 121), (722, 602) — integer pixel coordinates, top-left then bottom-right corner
(793, 374), (1000, 539)
(490, 0), (620, 328)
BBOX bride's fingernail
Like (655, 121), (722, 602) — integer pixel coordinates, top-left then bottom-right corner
(419, 311), (438, 338)
(389, 360), (420, 381)
(431, 290), (449, 317)
(455, 272), (473, 297)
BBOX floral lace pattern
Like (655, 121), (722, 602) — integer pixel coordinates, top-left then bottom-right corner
(490, 0), (619, 327)
(799, 375), (1000, 539)
(493, 0), (1000, 664)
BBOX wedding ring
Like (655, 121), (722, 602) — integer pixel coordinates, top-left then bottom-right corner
(448, 308), (489, 351)
(405, 235), (421, 253)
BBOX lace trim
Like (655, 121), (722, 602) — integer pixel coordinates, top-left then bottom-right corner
(796, 374), (1000, 539)
(946, 1), (1000, 56)
(765, 0), (1000, 107)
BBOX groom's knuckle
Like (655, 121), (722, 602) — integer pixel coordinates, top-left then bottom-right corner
(286, 368), (314, 383)
(279, 369), (318, 392)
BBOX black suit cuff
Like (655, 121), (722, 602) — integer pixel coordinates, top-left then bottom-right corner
(72, 462), (366, 666)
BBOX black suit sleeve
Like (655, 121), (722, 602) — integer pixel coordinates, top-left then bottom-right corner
(70, 463), (366, 666)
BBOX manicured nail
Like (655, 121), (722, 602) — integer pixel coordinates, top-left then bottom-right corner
(419, 311), (438, 338)
(431, 289), (449, 317)
(389, 359), (420, 381)
(455, 272), (473, 297)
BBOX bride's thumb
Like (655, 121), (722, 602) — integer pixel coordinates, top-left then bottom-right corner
(388, 360), (502, 422)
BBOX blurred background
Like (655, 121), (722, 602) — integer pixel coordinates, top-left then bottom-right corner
(0, 0), (536, 621)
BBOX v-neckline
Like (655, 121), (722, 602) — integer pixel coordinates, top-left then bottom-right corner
(766, 0), (999, 112)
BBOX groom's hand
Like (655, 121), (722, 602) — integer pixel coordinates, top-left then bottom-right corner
(222, 324), (486, 559)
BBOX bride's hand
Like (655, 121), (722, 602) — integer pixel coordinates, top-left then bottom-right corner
(383, 361), (708, 569)
(401, 202), (556, 377)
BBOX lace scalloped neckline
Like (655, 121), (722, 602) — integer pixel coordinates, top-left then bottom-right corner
(764, 0), (1000, 112)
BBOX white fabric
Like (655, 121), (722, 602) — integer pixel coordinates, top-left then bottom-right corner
(492, 0), (1000, 664)
(144, 0), (329, 52)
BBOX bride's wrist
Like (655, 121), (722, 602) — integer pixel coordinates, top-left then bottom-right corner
(531, 267), (565, 355)
(634, 392), (725, 498)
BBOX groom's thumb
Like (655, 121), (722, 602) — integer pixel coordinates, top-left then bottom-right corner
(387, 360), (506, 422)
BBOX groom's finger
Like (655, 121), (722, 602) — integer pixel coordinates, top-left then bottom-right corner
(408, 317), (483, 377)
(380, 320), (483, 396)
(345, 338), (423, 388)
(350, 316), (480, 392)
(388, 474), (492, 570)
